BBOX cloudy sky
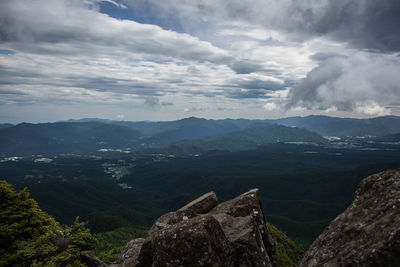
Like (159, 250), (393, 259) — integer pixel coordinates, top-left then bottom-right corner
(1, 0), (400, 123)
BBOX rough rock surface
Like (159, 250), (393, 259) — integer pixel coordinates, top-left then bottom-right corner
(299, 169), (400, 266)
(112, 239), (146, 267)
(112, 189), (277, 267)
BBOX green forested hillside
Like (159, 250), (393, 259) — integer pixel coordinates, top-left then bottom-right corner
(0, 181), (307, 266)
(93, 226), (148, 263)
(267, 222), (304, 267)
(0, 122), (142, 156)
(168, 124), (327, 153)
(0, 181), (97, 267)
(2, 143), (400, 248)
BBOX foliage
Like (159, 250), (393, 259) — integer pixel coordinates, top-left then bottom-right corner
(3, 142), (400, 248)
(0, 180), (55, 266)
(0, 181), (97, 267)
(93, 226), (148, 264)
(266, 222), (304, 267)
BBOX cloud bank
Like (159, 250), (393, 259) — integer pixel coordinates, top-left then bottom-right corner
(0, 0), (232, 64)
(286, 53), (400, 115)
(150, 0), (400, 52)
(0, 0), (400, 122)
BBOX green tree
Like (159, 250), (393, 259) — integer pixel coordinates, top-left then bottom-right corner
(266, 222), (304, 267)
(0, 181), (97, 267)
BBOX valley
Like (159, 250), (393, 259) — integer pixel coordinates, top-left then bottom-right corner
(2, 117), (400, 249)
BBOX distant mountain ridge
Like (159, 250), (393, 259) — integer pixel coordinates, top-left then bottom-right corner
(129, 117), (240, 145)
(1, 115), (400, 156)
(274, 115), (400, 137)
(0, 122), (141, 156)
(0, 123), (13, 129)
(165, 124), (327, 154)
(62, 115), (400, 137)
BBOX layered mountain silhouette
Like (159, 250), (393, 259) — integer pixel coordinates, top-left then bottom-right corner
(0, 122), (141, 155)
(1, 115), (400, 155)
(273, 115), (400, 137)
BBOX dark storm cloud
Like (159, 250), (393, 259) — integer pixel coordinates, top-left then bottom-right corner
(158, 0), (400, 53)
(233, 78), (285, 91)
(144, 96), (174, 108)
(215, 76), (287, 99)
(144, 96), (173, 107)
(144, 96), (159, 107)
(230, 60), (264, 74)
(309, 52), (345, 62)
(224, 88), (272, 99)
(297, 0), (400, 52)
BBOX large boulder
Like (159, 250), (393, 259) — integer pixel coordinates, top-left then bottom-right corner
(112, 189), (277, 267)
(148, 191), (217, 234)
(112, 239), (146, 267)
(209, 189), (275, 267)
(298, 169), (400, 266)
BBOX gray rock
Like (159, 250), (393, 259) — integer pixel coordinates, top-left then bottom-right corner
(149, 191), (217, 234)
(210, 189), (274, 267)
(112, 239), (146, 267)
(113, 189), (276, 267)
(142, 215), (234, 267)
(92, 170), (400, 266)
(298, 169), (400, 267)
(178, 191), (217, 214)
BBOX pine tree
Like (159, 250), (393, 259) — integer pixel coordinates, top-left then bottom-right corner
(0, 181), (97, 266)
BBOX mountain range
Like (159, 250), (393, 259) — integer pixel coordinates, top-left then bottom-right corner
(1, 115), (400, 156)
(2, 115), (400, 252)
(273, 115), (400, 137)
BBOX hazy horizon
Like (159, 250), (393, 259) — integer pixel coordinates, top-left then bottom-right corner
(2, 113), (400, 125)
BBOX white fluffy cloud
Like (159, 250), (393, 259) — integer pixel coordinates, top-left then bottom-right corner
(0, 0), (231, 64)
(263, 102), (279, 111)
(0, 0), (399, 122)
(286, 53), (400, 116)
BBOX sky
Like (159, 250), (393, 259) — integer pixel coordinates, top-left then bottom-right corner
(0, 0), (400, 123)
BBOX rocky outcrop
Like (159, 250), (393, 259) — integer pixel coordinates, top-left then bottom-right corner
(107, 169), (400, 267)
(299, 169), (400, 266)
(111, 189), (278, 267)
